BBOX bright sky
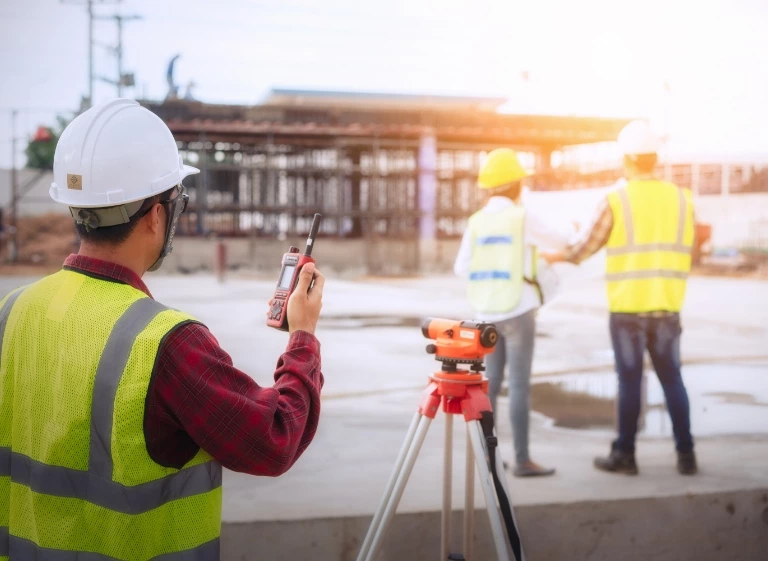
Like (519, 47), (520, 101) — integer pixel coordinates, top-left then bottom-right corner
(1, 0), (767, 168)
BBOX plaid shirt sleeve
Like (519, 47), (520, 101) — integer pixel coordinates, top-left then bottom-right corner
(562, 198), (614, 264)
(146, 324), (324, 476)
(62, 254), (323, 476)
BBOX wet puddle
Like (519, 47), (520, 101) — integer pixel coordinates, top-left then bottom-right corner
(529, 363), (768, 437)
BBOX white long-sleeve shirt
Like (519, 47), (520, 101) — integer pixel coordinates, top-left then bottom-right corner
(454, 196), (573, 321)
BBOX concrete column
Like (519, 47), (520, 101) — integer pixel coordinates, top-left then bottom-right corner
(418, 131), (437, 240)
(248, 169), (258, 268)
(721, 163), (731, 198)
(720, 163), (732, 234)
(197, 135), (209, 235)
(537, 148), (552, 173)
(537, 148), (553, 190)
(691, 163), (701, 197)
(258, 170), (268, 207)
(417, 131), (438, 273)
(266, 135), (277, 236)
(349, 148), (363, 238)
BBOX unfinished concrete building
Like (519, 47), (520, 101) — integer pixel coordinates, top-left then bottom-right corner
(143, 91), (634, 275)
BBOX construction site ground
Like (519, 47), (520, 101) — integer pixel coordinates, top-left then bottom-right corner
(0, 268), (766, 560)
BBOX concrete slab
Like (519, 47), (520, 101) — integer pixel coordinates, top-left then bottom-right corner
(1, 271), (767, 560)
(221, 489), (768, 561)
(222, 390), (768, 521)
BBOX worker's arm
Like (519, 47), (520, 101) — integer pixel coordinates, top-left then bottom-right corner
(147, 324), (322, 476)
(453, 228), (473, 277)
(146, 266), (324, 476)
(542, 199), (614, 265)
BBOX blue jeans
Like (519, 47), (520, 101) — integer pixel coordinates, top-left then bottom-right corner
(485, 310), (536, 464)
(610, 313), (694, 454)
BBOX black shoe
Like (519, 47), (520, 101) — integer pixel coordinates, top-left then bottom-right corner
(677, 451), (698, 475)
(594, 449), (639, 475)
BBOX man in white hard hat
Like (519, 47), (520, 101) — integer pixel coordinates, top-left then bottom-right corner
(0, 99), (325, 559)
(454, 148), (573, 477)
(543, 120), (697, 476)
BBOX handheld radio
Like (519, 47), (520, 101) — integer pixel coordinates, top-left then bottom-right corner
(267, 213), (322, 332)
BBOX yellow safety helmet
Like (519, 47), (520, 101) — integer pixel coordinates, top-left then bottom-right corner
(477, 148), (529, 190)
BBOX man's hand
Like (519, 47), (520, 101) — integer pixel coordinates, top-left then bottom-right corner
(541, 251), (566, 265)
(287, 263), (324, 335)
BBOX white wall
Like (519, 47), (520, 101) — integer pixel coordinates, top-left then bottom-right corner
(694, 193), (768, 249)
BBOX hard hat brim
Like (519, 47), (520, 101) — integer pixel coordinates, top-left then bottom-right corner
(51, 164), (201, 209)
(181, 164), (200, 178)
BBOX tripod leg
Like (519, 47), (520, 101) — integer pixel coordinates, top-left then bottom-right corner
(468, 420), (511, 561)
(442, 414), (453, 561)
(493, 451), (525, 561)
(494, 452), (512, 506)
(356, 412), (421, 561)
(464, 425), (475, 561)
(363, 414), (433, 561)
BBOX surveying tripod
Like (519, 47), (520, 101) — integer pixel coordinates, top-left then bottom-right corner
(356, 319), (525, 561)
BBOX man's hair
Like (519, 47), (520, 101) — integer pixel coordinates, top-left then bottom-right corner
(76, 186), (175, 245)
(487, 180), (522, 201)
(625, 153), (658, 175)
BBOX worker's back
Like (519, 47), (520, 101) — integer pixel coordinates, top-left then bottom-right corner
(0, 269), (221, 560)
(465, 203), (526, 314)
(605, 179), (695, 313)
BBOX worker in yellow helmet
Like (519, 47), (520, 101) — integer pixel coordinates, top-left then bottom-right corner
(543, 120), (697, 476)
(454, 148), (573, 477)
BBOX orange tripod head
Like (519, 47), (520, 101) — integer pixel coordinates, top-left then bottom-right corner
(422, 318), (498, 372)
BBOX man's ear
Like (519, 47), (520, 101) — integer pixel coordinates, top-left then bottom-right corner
(144, 203), (163, 235)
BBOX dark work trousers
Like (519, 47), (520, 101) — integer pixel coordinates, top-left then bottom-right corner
(610, 312), (694, 454)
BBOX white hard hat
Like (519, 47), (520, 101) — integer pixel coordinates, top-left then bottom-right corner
(50, 98), (198, 208)
(617, 120), (661, 156)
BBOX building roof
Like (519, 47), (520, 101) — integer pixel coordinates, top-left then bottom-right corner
(261, 88), (508, 112)
(144, 92), (634, 149)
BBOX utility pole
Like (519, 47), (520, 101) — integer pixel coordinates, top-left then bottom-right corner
(96, 13), (142, 96)
(61, 0), (122, 108)
(116, 15), (131, 96)
(9, 110), (18, 263)
(88, 0), (93, 105)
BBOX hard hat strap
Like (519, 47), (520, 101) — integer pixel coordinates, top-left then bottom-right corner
(148, 185), (188, 272)
(69, 200), (145, 231)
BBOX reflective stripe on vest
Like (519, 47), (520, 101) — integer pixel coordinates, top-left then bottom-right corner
(0, 273), (222, 560)
(605, 187), (691, 259)
(467, 205), (525, 314)
(0, 529), (219, 561)
(605, 180), (694, 312)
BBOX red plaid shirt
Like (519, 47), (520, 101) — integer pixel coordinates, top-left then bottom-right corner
(63, 254), (323, 475)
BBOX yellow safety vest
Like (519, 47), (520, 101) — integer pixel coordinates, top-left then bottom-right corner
(605, 179), (695, 313)
(0, 270), (222, 561)
(466, 205), (525, 313)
